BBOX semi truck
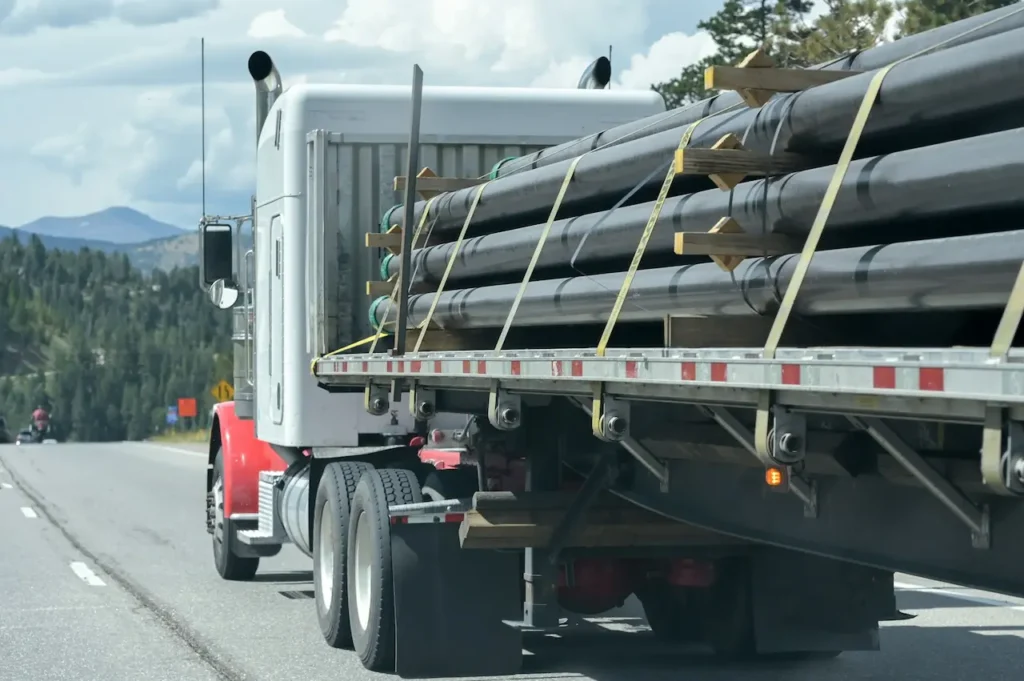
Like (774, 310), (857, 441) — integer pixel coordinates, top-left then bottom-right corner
(200, 6), (1024, 677)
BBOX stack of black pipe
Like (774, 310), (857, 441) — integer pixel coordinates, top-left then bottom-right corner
(370, 3), (1024, 347)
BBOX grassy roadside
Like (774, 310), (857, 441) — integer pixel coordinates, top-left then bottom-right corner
(149, 430), (207, 444)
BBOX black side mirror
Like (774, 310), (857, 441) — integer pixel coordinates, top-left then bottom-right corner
(200, 222), (234, 287)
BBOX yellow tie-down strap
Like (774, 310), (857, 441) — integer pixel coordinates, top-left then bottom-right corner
(311, 332), (391, 375)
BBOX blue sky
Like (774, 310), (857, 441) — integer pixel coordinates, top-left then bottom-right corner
(0, 0), (730, 229)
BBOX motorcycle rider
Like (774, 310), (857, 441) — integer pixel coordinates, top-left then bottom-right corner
(31, 404), (50, 435)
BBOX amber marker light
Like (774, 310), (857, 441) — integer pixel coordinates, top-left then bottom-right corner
(765, 466), (786, 487)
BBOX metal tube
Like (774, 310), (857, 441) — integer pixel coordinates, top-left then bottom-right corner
(372, 230), (1024, 329)
(392, 26), (1024, 235)
(388, 127), (1024, 282)
(491, 3), (1024, 180)
(247, 50), (283, 146)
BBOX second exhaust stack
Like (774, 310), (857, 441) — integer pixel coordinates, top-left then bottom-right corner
(248, 50), (283, 146)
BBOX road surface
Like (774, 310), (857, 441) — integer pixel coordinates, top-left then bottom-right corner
(2, 442), (1024, 681)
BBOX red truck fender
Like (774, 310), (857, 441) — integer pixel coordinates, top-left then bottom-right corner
(207, 402), (286, 517)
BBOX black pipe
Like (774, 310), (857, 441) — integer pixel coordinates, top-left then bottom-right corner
(371, 230), (1024, 329)
(390, 26), (1024, 235)
(387, 127), (1024, 282)
(490, 3), (1024, 181)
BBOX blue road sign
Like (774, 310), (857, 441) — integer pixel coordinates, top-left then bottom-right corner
(166, 406), (179, 425)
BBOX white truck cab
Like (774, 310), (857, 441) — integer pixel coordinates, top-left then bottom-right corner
(241, 52), (665, 448)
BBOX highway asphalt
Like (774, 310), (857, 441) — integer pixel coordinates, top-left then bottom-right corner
(2, 441), (1024, 681)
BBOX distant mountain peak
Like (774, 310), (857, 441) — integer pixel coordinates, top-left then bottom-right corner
(14, 206), (186, 245)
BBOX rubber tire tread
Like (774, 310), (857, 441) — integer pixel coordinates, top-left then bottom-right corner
(314, 460), (373, 648)
(212, 450), (260, 581)
(348, 468), (422, 672)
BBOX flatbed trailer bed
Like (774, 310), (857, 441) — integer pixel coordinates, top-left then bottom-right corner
(314, 343), (1024, 602)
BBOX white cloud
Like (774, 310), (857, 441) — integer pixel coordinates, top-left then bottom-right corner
(0, 0), (717, 229)
(0, 0), (220, 34)
(248, 9), (305, 39)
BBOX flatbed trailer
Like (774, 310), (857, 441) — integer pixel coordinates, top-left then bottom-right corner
(199, 9), (1024, 677)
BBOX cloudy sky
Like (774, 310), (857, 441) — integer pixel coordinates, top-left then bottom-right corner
(0, 0), (731, 229)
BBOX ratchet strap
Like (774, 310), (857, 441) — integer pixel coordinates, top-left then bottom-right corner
(596, 108), (739, 356)
(368, 196), (439, 356)
(763, 5), (1024, 359)
(495, 156), (584, 351)
(413, 182), (489, 352)
(310, 196), (437, 374)
(754, 5), (1024, 461)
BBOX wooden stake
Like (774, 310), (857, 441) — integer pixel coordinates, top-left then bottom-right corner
(705, 48), (861, 108)
(674, 216), (799, 272)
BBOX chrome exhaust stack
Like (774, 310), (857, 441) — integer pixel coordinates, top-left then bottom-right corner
(577, 56), (611, 90)
(247, 50), (283, 145)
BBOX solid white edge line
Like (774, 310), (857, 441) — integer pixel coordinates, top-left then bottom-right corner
(895, 580), (1024, 611)
(70, 562), (106, 587)
(20, 507), (37, 518)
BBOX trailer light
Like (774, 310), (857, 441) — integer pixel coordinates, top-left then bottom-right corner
(430, 429), (445, 444)
(765, 466), (785, 487)
(409, 436), (425, 448)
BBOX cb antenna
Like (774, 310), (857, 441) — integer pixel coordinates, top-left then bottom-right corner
(201, 37), (207, 218)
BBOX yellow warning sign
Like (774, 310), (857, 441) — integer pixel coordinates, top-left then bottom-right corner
(210, 380), (234, 402)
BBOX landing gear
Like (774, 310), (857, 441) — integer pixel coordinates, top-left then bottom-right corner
(211, 450), (260, 581)
(313, 460), (373, 648)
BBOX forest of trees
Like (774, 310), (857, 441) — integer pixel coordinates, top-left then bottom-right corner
(0, 234), (232, 442)
(653, 0), (1017, 107)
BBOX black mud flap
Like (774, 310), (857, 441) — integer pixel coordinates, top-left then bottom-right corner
(750, 550), (887, 654)
(391, 521), (523, 678)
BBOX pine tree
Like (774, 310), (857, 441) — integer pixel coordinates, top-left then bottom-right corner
(783, 0), (897, 65)
(653, 1), (816, 107)
(898, 0), (1017, 37)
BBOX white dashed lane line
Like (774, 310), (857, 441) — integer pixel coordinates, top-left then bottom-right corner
(20, 506), (38, 519)
(70, 561), (106, 587)
(1, 482), (12, 489)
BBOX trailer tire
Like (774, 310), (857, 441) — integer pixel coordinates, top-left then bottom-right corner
(347, 468), (422, 672)
(313, 460), (373, 649)
(211, 450), (260, 581)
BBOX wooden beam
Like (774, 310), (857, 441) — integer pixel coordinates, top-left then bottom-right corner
(674, 216), (799, 272)
(675, 133), (813, 190)
(458, 508), (745, 550)
(704, 48), (862, 108)
(364, 226), (404, 254)
(663, 314), (825, 349)
(394, 172), (483, 195)
(365, 276), (433, 298)
(472, 490), (632, 512)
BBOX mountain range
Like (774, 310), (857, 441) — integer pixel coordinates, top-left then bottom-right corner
(0, 207), (204, 272)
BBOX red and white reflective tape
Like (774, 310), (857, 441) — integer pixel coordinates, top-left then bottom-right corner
(390, 512), (465, 526)
(317, 349), (1024, 402)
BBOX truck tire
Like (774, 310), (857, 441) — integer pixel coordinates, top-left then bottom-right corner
(347, 468), (422, 672)
(313, 460), (373, 649)
(211, 450), (260, 581)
